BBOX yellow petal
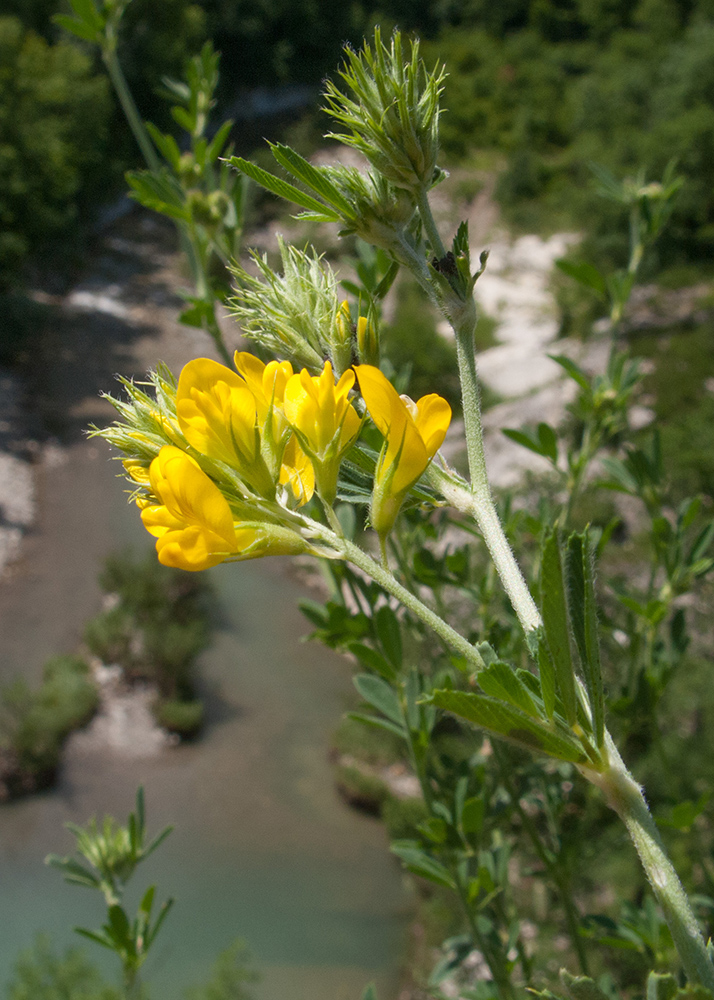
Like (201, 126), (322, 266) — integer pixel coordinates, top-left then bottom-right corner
(146, 446), (237, 547)
(177, 358), (259, 467)
(279, 435), (315, 505)
(414, 393), (451, 458)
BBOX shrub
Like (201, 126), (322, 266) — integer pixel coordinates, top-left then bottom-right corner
(0, 17), (110, 287)
(155, 698), (204, 739)
(6, 934), (121, 1000)
(83, 607), (135, 668)
(334, 764), (389, 814)
(0, 655), (98, 788)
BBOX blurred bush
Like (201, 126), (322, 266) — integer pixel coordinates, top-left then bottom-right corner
(0, 16), (110, 289)
(86, 549), (213, 736)
(0, 655), (98, 793)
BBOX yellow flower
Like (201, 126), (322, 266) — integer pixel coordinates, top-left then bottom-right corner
(140, 446), (242, 571)
(140, 446), (307, 571)
(355, 364), (451, 538)
(234, 351), (293, 453)
(284, 360), (362, 504)
(176, 358), (274, 496)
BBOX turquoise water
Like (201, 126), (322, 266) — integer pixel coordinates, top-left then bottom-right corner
(0, 441), (407, 997)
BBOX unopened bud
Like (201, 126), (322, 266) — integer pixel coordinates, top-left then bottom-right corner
(357, 313), (379, 366)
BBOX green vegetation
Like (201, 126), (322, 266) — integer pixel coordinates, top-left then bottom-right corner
(0, 16), (110, 288)
(424, 2), (714, 274)
(5, 936), (121, 1000)
(0, 655), (98, 797)
(85, 549), (213, 738)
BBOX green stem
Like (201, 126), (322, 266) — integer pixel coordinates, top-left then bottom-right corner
(102, 48), (161, 173)
(581, 738), (714, 990)
(432, 466), (542, 637)
(341, 539), (486, 672)
(417, 185), (447, 259)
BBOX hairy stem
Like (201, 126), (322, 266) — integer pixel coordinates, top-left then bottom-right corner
(581, 738), (714, 990)
(341, 539), (486, 671)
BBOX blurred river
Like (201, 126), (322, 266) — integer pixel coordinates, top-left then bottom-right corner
(0, 217), (407, 998)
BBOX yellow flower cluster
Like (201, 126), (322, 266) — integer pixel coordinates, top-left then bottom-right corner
(107, 351), (451, 572)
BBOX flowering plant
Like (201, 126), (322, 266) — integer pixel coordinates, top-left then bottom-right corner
(85, 24), (714, 1000)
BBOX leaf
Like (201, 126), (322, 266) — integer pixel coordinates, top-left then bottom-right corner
(68, 0), (103, 28)
(353, 674), (403, 724)
(106, 905), (132, 951)
(555, 259), (607, 296)
(541, 531), (577, 724)
(374, 605), (402, 669)
(144, 124), (181, 170)
(346, 711), (406, 739)
(348, 642), (396, 681)
(146, 897), (174, 948)
(361, 984), (379, 1000)
(207, 120), (234, 163)
(461, 795), (486, 835)
(227, 158), (340, 220)
(537, 423), (559, 464)
(390, 841), (456, 889)
(537, 637), (556, 720)
(502, 427), (555, 462)
(657, 794), (709, 832)
(566, 531), (605, 747)
(477, 661), (541, 718)
(428, 690), (588, 763)
(74, 928), (115, 951)
(549, 355), (591, 393)
(53, 14), (100, 41)
(269, 143), (355, 216)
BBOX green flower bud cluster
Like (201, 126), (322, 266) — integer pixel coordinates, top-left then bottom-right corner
(323, 27), (446, 197)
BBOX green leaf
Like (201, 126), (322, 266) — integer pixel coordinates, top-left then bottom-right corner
(68, 0), (103, 28)
(146, 897), (174, 948)
(353, 674), (403, 724)
(537, 636), (556, 720)
(566, 531), (605, 747)
(106, 905), (132, 951)
(428, 690), (588, 763)
(145, 123), (181, 170)
(549, 355), (591, 393)
(541, 531), (577, 724)
(390, 841), (456, 889)
(346, 711), (406, 739)
(227, 158), (340, 220)
(374, 605), (402, 669)
(74, 928), (115, 951)
(269, 143), (355, 216)
(555, 259), (607, 296)
(537, 423), (559, 464)
(207, 120), (234, 163)
(461, 795), (486, 835)
(502, 427), (555, 462)
(477, 661), (541, 718)
(348, 642), (396, 681)
(657, 794), (709, 832)
(361, 984), (379, 1000)
(53, 14), (100, 41)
